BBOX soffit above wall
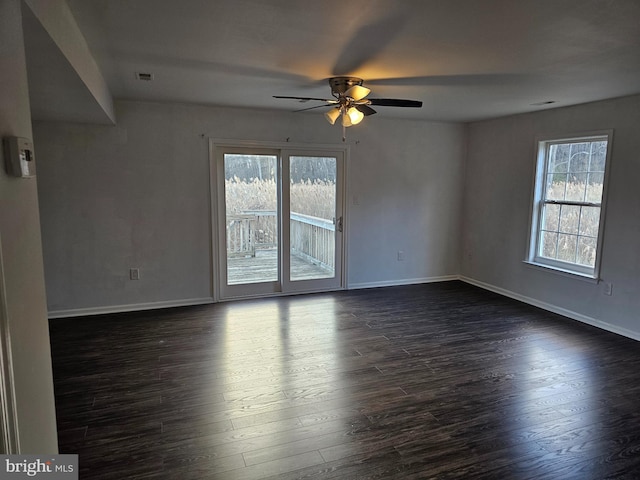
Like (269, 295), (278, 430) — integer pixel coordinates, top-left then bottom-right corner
(22, 0), (115, 125)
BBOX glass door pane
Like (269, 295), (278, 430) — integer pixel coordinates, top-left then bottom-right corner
(289, 156), (337, 281)
(224, 154), (278, 285)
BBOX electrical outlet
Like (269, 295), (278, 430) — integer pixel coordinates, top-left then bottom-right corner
(604, 282), (613, 296)
(397, 251), (405, 261)
(130, 268), (140, 280)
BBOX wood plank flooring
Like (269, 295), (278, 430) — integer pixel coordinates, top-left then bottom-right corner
(49, 281), (640, 479)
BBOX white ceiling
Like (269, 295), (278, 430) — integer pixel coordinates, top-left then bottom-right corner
(36, 0), (640, 122)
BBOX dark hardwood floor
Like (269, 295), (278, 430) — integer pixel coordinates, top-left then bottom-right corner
(49, 281), (640, 479)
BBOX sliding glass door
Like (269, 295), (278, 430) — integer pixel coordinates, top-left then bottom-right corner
(215, 146), (344, 299)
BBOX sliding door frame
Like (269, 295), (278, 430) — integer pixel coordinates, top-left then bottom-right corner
(280, 149), (345, 294)
(209, 139), (349, 301)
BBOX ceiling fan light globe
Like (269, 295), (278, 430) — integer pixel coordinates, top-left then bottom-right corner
(345, 85), (370, 101)
(347, 107), (364, 125)
(341, 112), (353, 127)
(324, 108), (341, 125)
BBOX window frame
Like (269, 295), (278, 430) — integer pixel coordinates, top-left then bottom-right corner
(527, 131), (613, 280)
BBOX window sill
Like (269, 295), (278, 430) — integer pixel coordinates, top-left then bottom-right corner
(522, 260), (600, 284)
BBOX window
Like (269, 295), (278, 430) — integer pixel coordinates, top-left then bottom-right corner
(528, 132), (612, 278)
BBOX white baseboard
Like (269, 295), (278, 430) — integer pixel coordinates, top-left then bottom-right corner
(460, 276), (640, 342)
(48, 297), (215, 319)
(348, 275), (459, 290)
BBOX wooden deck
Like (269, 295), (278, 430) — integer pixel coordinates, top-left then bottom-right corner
(227, 249), (334, 284)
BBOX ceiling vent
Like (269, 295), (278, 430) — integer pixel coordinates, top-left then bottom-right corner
(135, 72), (154, 81)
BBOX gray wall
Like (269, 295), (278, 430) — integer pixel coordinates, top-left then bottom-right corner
(32, 92), (640, 340)
(462, 94), (640, 339)
(35, 100), (466, 315)
(0, 0), (58, 453)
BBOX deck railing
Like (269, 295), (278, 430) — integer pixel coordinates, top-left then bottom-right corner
(290, 212), (335, 271)
(226, 211), (277, 258)
(226, 211), (335, 271)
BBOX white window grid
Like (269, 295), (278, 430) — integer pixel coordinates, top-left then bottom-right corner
(530, 133), (611, 278)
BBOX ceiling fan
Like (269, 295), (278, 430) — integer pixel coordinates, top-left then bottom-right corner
(274, 76), (422, 140)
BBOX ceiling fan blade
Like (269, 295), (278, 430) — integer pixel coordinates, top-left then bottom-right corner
(355, 104), (377, 116)
(273, 95), (335, 102)
(293, 103), (335, 112)
(368, 98), (422, 108)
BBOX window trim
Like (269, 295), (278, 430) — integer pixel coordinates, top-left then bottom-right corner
(526, 130), (613, 280)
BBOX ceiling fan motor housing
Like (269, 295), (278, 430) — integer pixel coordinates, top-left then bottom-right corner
(329, 77), (364, 96)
